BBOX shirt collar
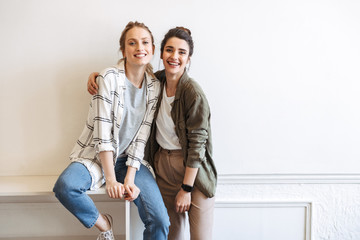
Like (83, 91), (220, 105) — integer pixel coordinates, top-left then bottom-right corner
(116, 59), (156, 92)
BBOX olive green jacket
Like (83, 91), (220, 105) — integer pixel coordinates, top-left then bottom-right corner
(144, 70), (217, 198)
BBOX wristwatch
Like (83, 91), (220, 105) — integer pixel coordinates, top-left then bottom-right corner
(181, 183), (194, 193)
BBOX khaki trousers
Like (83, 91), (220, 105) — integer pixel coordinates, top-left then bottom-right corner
(154, 147), (215, 240)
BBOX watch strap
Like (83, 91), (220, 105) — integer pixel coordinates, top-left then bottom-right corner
(181, 183), (194, 192)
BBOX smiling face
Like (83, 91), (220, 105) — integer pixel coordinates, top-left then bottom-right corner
(122, 27), (154, 67)
(161, 37), (190, 79)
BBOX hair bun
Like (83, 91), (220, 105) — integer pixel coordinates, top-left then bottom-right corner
(176, 27), (191, 36)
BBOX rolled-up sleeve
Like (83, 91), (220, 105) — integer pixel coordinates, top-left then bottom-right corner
(92, 72), (116, 155)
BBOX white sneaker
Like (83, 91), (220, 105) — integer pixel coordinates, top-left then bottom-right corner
(97, 214), (115, 240)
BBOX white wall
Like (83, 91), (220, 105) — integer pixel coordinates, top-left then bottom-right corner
(1, 0), (360, 176)
(1, 0), (360, 239)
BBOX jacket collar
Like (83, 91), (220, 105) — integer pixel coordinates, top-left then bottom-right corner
(156, 69), (190, 101)
(174, 70), (189, 101)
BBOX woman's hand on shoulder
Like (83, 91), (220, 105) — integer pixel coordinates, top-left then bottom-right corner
(87, 72), (100, 95)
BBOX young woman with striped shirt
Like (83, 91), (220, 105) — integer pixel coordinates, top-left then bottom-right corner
(53, 21), (169, 240)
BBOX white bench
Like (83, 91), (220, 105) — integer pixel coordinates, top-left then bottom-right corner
(0, 175), (131, 240)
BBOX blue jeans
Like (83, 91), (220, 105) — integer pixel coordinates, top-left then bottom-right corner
(53, 158), (169, 240)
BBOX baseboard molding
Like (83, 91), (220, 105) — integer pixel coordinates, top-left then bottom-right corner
(218, 173), (360, 184)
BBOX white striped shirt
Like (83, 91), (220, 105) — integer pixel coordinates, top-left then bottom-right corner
(69, 60), (160, 189)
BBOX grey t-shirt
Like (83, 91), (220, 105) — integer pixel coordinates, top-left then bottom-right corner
(117, 77), (147, 155)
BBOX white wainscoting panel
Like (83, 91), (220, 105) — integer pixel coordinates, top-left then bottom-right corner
(213, 201), (311, 240)
(124, 200), (312, 240)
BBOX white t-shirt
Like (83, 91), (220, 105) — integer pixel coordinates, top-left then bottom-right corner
(156, 85), (182, 150)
